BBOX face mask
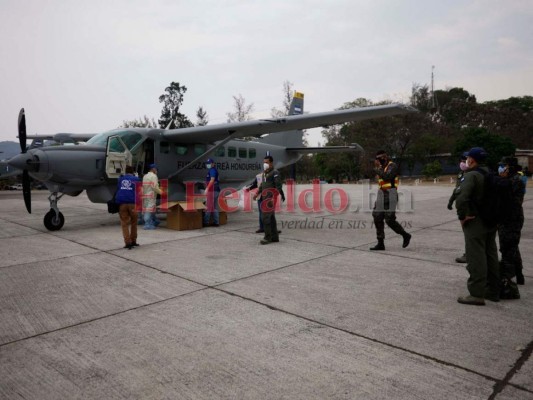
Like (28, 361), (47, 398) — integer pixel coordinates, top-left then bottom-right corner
(459, 161), (468, 171)
(377, 158), (387, 166)
(498, 166), (506, 174)
(206, 164), (212, 169)
(263, 163), (270, 171)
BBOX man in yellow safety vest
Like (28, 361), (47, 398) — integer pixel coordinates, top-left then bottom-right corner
(370, 150), (411, 251)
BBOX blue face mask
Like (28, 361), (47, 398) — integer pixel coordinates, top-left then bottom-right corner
(498, 166), (506, 174)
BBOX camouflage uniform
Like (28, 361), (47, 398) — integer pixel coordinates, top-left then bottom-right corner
(372, 161), (408, 240)
(257, 168), (283, 243)
(455, 167), (500, 299)
(497, 173), (525, 296)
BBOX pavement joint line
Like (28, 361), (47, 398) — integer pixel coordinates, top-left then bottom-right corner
(0, 250), (101, 270)
(488, 339), (533, 399)
(0, 287), (208, 349)
(211, 286), (504, 385)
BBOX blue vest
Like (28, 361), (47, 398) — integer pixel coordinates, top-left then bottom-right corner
(205, 167), (220, 192)
(116, 174), (140, 204)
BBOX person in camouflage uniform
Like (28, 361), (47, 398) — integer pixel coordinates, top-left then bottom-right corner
(254, 155), (285, 245)
(448, 153), (469, 263)
(497, 157), (525, 297)
(455, 147), (500, 306)
(370, 150), (411, 251)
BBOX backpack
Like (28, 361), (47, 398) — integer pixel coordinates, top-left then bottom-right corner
(475, 168), (507, 227)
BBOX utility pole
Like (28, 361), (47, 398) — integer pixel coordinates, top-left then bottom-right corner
(430, 66), (438, 110)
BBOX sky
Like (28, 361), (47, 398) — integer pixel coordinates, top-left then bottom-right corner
(1, 0), (532, 146)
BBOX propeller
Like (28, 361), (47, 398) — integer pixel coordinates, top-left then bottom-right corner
(18, 108), (31, 214)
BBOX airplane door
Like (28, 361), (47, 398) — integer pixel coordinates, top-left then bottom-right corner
(105, 135), (132, 178)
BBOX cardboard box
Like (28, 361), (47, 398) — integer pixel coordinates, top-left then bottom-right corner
(165, 200), (205, 231)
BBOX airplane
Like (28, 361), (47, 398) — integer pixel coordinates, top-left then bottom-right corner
(8, 92), (416, 231)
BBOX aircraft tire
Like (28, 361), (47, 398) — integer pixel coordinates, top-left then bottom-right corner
(44, 209), (65, 231)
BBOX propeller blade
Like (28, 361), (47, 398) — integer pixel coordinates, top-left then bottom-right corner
(22, 170), (32, 214)
(18, 108), (27, 153)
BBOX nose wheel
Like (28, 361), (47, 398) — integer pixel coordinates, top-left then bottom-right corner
(44, 192), (65, 231)
(44, 209), (65, 231)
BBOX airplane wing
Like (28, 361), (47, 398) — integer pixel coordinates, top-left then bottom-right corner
(286, 144), (364, 153)
(25, 133), (97, 143)
(162, 104), (416, 144)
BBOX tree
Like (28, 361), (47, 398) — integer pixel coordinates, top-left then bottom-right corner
(271, 80), (294, 118)
(454, 127), (516, 169)
(422, 160), (443, 179)
(226, 94), (254, 122)
(196, 106), (209, 126)
(158, 82), (193, 129)
(120, 116), (157, 128)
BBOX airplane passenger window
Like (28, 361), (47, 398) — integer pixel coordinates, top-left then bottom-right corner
(249, 148), (256, 158)
(175, 145), (187, 155)
(239, 148), (247, 158)
(228, 147), (236, 157)
(215, 147), (225, 157)
(194, 144), (206, 156)
(160, 141), (169, 154)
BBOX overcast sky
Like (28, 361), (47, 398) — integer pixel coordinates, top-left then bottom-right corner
(1, 0), (532, 146)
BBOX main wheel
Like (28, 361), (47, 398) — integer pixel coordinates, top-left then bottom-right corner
(44, 209), (65, 231)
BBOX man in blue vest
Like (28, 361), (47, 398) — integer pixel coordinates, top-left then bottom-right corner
(203, 158), (220, 227)
(116, 165), (141, 249)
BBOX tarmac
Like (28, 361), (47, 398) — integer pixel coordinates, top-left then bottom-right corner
(0, 182), (531, 400)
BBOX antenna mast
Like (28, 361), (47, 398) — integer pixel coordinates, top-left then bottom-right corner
(431, 66), (438, 110)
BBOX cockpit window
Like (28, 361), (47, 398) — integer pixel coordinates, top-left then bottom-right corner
(86, 130), (144, 151)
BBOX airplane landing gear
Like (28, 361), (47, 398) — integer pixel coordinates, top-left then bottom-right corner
(44, 192), (65, 231)
(44, 210), (64, 231)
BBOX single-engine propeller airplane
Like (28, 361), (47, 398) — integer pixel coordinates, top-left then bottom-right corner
(8, 92), (415, 230)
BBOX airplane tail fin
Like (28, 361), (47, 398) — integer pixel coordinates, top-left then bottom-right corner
(258, 92), (304, 148)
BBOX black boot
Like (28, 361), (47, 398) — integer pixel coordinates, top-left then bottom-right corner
(402, 233), (411, 248)
(516, 271), (525, 285)
(500, 279), (520, 300)
(370, 239), (385, 251)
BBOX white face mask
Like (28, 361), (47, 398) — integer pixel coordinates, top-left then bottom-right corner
(459, 161), (468, 171)
(206, 164), (212, 169)
(263, 163), (270, 171)
(498, 166), (507, 175)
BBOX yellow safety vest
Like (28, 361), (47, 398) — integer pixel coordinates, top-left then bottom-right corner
(378, 162), (399, 190)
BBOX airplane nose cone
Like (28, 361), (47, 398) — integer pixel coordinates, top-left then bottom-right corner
(7, 153), (33, 170)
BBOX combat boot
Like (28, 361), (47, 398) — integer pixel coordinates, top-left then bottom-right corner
(402, 233), (411, 248)
(457, 295), (485, 306)
(500, 279), (520, 300)
(455, 254), (467, 263)
(370, 239), (385, 251)
(516, 271), (525, 285)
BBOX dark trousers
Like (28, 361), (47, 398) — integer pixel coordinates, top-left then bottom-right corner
(498, 217), (524, 280)
(257, 199), (264, 230)
(372, 189), (407, 240)
(261, 197), (278, 241)
(463, 218), (500, 298)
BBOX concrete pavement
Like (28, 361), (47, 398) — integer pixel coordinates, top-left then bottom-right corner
(0, 183), (531, 399)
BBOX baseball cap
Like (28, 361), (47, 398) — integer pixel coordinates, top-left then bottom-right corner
(206, 158), (214, 164)
(466, 147), (488, 162)
(149, 163), (157, 169)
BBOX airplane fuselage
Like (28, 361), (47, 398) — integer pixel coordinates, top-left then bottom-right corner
(8, 128), (302, 203)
